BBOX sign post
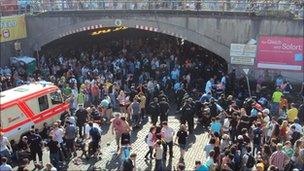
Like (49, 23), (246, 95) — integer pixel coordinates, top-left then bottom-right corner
(243, 69), (251, 97)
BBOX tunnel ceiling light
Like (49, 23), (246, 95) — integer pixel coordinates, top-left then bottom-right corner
(91, 26), (128, 36)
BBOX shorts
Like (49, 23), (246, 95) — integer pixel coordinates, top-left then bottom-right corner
(179, 144), (187, 150)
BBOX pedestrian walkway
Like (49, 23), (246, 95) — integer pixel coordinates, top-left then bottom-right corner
(19, 116), (210, 170)
(69, 116), (210, 170)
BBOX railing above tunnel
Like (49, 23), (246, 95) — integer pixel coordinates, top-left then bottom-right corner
(1, 0), (303, 19)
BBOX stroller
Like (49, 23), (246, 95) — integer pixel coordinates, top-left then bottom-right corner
(120, 132), (131, 160)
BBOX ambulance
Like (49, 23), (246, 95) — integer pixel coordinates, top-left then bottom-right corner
(0, 81), (69, 141)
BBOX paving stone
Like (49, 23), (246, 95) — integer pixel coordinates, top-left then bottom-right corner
(17, 116), (210, 170)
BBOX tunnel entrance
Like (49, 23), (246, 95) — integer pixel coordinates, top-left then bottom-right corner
(40, 27), (228, 90)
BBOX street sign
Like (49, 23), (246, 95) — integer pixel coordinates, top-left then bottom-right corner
(231, 56), (255, 65)
(243, 68), (249, 75)
(230, 43), (257, 66)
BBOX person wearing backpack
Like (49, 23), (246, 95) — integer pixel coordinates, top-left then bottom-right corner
(88, 122), (101, 158)
(242, 145), (255, 171)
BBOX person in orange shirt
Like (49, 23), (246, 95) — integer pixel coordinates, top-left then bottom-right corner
(279, 95), (288, 112)
(90, 81), (100, 106)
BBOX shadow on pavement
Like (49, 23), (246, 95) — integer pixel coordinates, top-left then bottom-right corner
(144, 159), (153, 171)
(193, 123), (204, 135)
(105, 154), (121, 170)
(85, 157), (101, 171)
(187, 134), (196, 148)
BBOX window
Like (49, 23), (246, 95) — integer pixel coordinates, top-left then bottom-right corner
(38, 95), (49, 112)
(14, 88), (29, 92)
(50, 91), (63, 105)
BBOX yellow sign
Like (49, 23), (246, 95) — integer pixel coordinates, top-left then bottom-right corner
(0, 15), (27, 43)
(91, 26), (128, 36)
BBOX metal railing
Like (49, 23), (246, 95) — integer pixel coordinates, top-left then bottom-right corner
(1, 1), (303, 18)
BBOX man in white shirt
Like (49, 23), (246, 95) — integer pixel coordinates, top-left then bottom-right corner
(0, 157), (12, 171)
(161, 122), (175, 159)
(262, 109), (270, 123)
(65, 113), (76, 126)
(291, 118), (303, 135)
(51, 122), (64, 145)
(265, 117), (277, 142)
(0, 132), (12, 159)
(84, 122), (102, 139)
(154, 140), (164, 170)
(50, 122), (66, 160)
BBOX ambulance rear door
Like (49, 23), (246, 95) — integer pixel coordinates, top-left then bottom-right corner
(0, 104), (33, 141)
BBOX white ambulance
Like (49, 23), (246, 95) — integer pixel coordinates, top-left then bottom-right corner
(0, 81), (69, 141)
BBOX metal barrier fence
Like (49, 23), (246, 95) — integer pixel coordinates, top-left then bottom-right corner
(1, 1), (303, 18)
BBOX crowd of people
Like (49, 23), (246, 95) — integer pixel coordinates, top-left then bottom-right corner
(0, 36), (304, 171)
(2, 0), (303, 18)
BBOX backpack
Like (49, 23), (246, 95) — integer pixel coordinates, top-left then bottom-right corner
(90, 127), (101, 140)
(246, 154), (255, 168)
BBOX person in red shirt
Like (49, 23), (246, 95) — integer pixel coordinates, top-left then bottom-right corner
(111, 113), (125, 152)
(279, 120), (289, 142)
(90, 81), (100, 106)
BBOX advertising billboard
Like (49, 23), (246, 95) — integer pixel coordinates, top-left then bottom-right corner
(0, 15), (27, 43)
(256, 36), (304, 71)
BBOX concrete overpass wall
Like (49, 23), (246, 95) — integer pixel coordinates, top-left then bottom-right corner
(1, 11), (303, 80)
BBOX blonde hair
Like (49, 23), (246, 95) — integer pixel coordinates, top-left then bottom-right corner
(281, 120), (288, 128)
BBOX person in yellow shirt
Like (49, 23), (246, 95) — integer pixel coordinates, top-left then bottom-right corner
(137, 92), (146, 121)
(287, 103), (298, 123)
(272, 87), (283, 115)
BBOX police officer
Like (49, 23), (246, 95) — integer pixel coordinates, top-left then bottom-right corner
(180, 98), (195, 133)
(28, 129), (43, 167)
(148, 97), (160, 125)
(159, 97), (169, 123)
